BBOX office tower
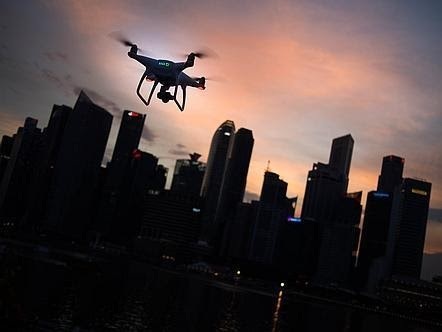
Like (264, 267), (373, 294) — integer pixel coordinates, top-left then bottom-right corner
(45, 91), (112, 238)
(358, 155), (404, 289)
(139, 189), (203, 261)
(0, 135), (14, 183)
(171, 153), (206, 195)
(111, 110), (146, 164)
(150, 164), (168, 192)
(0, 118), (42, 226)
(301, 162), (345, 224)
(107, 149), (159, 245)
(97, 111), (145, 233)
(377, 155), (404, 193)
(248, 171), (292, 265)
(314, 192), (362, 285)
(214, 128), (254, 254)
(329, 134), (354, 191)
(386, 178), (431, 279)
(300, 134), (354, 279)
(23, 105), (72, 229)
(199, 120), (235, 242)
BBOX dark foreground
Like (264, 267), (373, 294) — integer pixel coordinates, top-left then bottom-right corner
(0, 239), (440, 332)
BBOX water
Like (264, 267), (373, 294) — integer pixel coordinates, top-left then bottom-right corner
(1, 252), (439, 331)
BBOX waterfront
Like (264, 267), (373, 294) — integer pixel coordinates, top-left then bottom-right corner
(1, 244), (440, 332)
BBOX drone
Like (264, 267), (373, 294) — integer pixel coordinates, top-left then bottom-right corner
(114, 34), (209, 112)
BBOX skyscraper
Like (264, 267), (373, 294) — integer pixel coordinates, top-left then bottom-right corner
(200, 120), (235, 243)
(97, 110), (146, 234)
(214, 127), (254, 255)
(377, 155), (404, 193)
(300, 134), (354, 279)
(45, 91), (112, 238)
(171, 153), (206, 195)
(248, 171), (292, 265)
(0, 135), (14, 184)
(0, 118), (42, 227)
(358, 155), (404, 289)
(386, 178), (431, 279)
(22, 105), (72, 230)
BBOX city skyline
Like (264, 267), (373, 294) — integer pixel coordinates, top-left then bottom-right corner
(1, 0), (441, 257)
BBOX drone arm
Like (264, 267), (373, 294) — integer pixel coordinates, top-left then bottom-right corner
(136, 72), (148, 106)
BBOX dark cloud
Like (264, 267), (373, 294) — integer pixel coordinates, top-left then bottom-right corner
(44, 51), (69, 63)
(168, 149), (189, 156)
(429, 208), (442, 223)
(244, 191), (259, 202)
(141, 124), (156, 143)
(176, 143), (186, 149)
(72, 86), (121, 115)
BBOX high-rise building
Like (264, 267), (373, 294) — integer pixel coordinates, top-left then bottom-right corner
(386, 178), (431, 279)
(0, 118), (42, 227)
(358, 155), (404, 289)
(248, 171), (293, 265)
(106, 149), (159, 245)
(171, 153), (206, 195)
(329, 134), (354, 191)
(45, 91), (112, 238)
(214, 128), (254, 255)
(377, 155), (404, 193)
(96, 110), (146, 234)
(0, 135), (14, 184)
(22, 105), (72, 230)
(199, 120), (235, 243)
(315, 192), (362, 285)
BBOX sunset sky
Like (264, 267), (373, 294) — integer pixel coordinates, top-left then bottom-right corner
(1, 1), (441, 261)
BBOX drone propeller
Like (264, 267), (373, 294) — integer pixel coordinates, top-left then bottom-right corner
(180, 47), (219, 60)
(109, 31), (144, 52)
(192, 76), (224, 82)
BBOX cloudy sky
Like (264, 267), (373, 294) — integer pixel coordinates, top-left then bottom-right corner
(1, 0), (441, 266)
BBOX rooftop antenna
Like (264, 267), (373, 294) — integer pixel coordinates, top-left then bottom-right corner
(266, 160), (271, 172)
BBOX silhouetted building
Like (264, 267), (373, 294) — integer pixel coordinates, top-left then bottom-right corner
(171, 153), (206, 195)
(248, 171), (292, 265)
(329, 134), (354, 192)
(138, 190), (202, 261)
(377, 155), (404, 193)
(214, 128), (254, 255)
(300, 134), (355, 280)
(0, 135), (14, 184)
(0, 118), (42, 227)
(22, 105), (72, 230)
(45, 91), (112, 239)
(200, 120), (235, 243)
(315, 192), (362, 285)
(96, 111), (146, 237)
(107, 149), (158, 245)
(386, 178), (431, 279)
(358, 155), (404, 289)
(150, 164), (168, 192)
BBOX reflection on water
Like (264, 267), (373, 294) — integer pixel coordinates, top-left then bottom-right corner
(1, 254), (440, 331)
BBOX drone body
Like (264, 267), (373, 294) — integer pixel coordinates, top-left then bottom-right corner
(125, 43), (206, 112)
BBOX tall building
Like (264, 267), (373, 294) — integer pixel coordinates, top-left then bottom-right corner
(386, 178), (431, 279)
(315, 192), (362, 285)
(300, 134), (354, 279)
(45, 91), (113, 238)
(106, 149), (159, 245)
(329, 134), (354, 191)
(358, 155), (404, 289)
(0, 135), (14, 184)
(96, 110), (146, 234)
(199, 120), (235, 243)
(22, 105), (72, 230)
(214, 128), (254, 255)
(171, 153), (206, 195)
(0, 118), (42, 227)
(248, 171), (293, 265)
(377, 155), (404, 193)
